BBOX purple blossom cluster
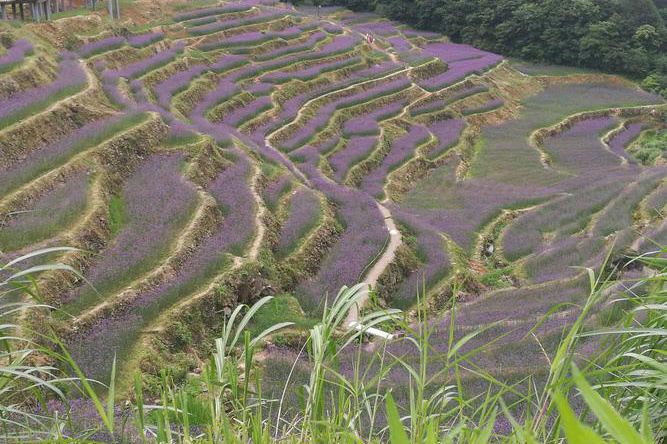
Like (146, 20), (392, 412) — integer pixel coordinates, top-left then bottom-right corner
(461, 98), (504, 116)
(608, 122), (644, 163)
(543, 117), (621, 174)
(254, 31), (327, 62)
(523, 236), (606, 283)
(0, 57), (86, 127)
(222, 96), (273, 127)
(105, 42), (184, 80)
(295, 179), (387, 313)
(210, 53), (247, 72)
(190, 79), (240, 118)
(172, 4), (250, 22)
(127, 31), (164, 48)
(251, 61), (399, 148)
(153, 63), (207, 108)
(592, 171), (665, 237)
(418, 43), (503, 91)
(328, 136), (377, 182)
(0, 39), (33, 70)
(189, 11), (285, 37)
(501, 179), (627, 260)
(425, 118), (465, 159)
(342, 99), (406, 137)
(263, 175), (292, 211)
(276, 189), (321, 257)
(361, 125), (429, 198)
(0, 113), (137, 196)
(411, 99), (446, 116)
(321, 22), (343, 34)
(246, 81), (273, 96)
(453, 277), (588, 328)
(63, 152), (198, 313)
(0, 170), (89, 251)
(354, 21), (400, 37)
(228, 34), (360, 83)
(67, 153), (256, 381)
(262, 56), (361, 84)
(646, 184), (667, 216)
(389, 207), (451, 308)
(386, 36), (412, 52)
(215, 25), (303, 47)
(77, 36), (125, 58)
(279, 77), (411, 151)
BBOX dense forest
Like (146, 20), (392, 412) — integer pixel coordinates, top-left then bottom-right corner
(313, 0), (667, 97)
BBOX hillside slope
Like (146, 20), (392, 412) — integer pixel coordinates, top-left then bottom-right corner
(0, 0), (665, 400)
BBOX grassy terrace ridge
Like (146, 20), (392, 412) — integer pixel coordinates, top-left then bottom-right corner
(1, 0), (666, 441)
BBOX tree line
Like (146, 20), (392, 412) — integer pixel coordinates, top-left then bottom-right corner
(307, 0), (667, 98)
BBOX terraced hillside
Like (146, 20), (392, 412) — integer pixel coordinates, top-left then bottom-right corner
(1, 0), (665, 400)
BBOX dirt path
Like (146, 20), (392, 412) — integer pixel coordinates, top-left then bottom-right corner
(344, 201), (402, 326)
(246, 162), (267, 261)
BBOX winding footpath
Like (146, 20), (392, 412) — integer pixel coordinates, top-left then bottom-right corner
(345, 201), (402, 326)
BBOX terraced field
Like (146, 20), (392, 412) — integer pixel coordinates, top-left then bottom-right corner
(1, 0), (665, 402)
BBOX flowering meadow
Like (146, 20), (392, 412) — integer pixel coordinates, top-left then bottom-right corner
(2, 1), (666, 438)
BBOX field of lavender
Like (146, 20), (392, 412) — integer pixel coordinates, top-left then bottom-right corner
(0, 0), (665, 406)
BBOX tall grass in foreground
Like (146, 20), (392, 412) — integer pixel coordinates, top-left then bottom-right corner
(0, 249), (664, 442)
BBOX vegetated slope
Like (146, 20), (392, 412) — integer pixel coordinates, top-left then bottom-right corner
(320, 0), (667, 99)
(0, 1), (665, 401)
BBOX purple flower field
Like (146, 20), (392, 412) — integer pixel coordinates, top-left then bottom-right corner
(68, 154), (255, 380)
(62, 152), (198, 313)
(0, 39), (32, 72)
(342, 99), (406, 137)
(608, 122), (644, 163)
(0, 57), (86, 128)
(106, 43), (184, 80)
(77, 36), (124, 58)
(426, 118), (465, 158)
(127, 32), (164, 48)
(222, 96), (273, 127)
(543, 117), (622, 174)
(0, 170), (89, 251)
(328, 136), (377, 182)
(295, 180), (387, 313)
(153, 64), (207, 108)
(361, 125), (429, 198)
(278, 77), (411, 151)
(172, 4), (251, 22)
(276, 189), (321, 257)
(0, 112), (142, 196)
(7, 0), (667, 399)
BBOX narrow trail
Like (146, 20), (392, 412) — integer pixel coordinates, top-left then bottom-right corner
(246, 162), (267, 261)
(345, 201), (401, 326)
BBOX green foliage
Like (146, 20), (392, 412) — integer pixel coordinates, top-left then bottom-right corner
(1, 248), (666, 442)
(631, 129), (667, 164)
(107, 195), (125, 236)
(326, 0), (667, 98)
